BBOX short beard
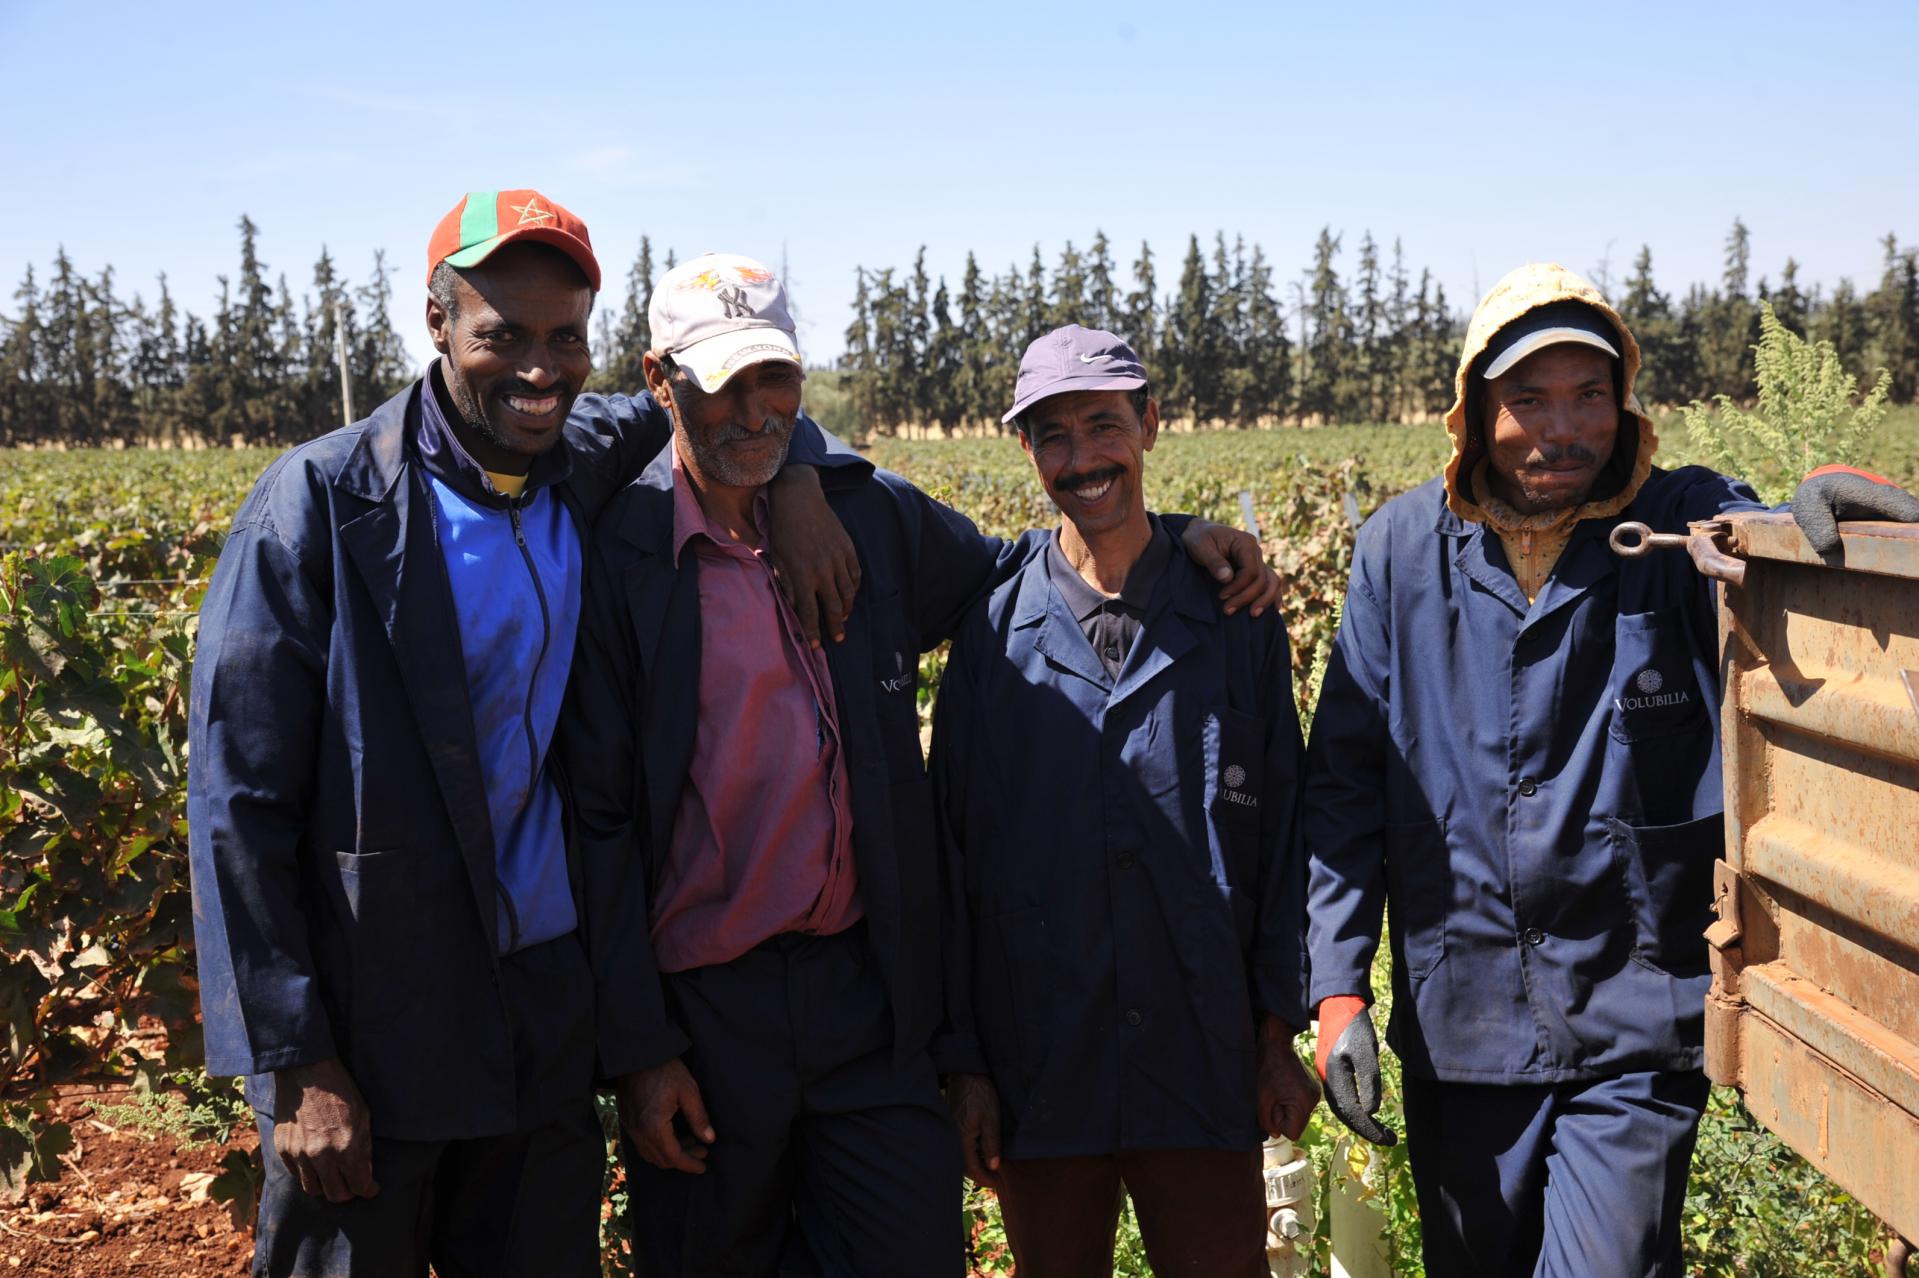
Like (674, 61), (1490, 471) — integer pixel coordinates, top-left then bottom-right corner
(1512, 477), (1593, 512)
(678, 408), (794, 488)
(446, 372), (537, 458)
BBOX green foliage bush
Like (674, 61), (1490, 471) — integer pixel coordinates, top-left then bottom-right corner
(1680, 302), (1894, 504)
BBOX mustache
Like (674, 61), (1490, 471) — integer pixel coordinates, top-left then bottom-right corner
(713, 414), (793, 444)
(1056, 464), (1124, 490)
(1528, 444), (1597, 467)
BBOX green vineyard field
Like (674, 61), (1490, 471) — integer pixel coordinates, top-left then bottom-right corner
(5, 407), (1916, 1273)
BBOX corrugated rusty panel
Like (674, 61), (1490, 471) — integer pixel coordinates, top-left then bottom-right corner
(1735, 1007), (1919, 1241)
(1710, 514), (1919, 1246)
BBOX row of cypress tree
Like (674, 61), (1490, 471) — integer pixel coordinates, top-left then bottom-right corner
(821, 219), (1919, 434)
(0, 217), (411, 447)
(4, 217), (1915, 446)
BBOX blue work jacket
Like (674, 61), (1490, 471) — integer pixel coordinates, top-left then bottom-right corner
(187, 380), (852, 1140)
(561, 445), (1038, 1078)
(1305, 466), (1762, 1084)
(932, 534), (1308, 1158)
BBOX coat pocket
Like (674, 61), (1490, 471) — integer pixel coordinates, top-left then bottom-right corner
(1204, 706), (1266, 847)
(1608, 611), (1709, 744)
(975, 906), (1052, 1090)
(332, 848), (422, 1031)
(1382, 818), (1449, 981)
(1605, 812), (1723, 976)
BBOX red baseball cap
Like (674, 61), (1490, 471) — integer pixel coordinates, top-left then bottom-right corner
(425, 189), (601, 290)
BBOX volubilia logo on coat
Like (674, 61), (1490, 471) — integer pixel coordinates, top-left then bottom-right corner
(1616, 666), (1692, 712)
(880, 651), (912, 693)
(1220, 762), (1258, 807)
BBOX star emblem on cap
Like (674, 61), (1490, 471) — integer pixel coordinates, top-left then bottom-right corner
(510, 198), (556, 227)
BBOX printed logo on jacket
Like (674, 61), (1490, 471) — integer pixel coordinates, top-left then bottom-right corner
(1616, 666), (1693, 713)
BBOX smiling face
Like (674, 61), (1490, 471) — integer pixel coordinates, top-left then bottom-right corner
(425, 243), (594, 472)
(1482, 344), (1621, 513)
(1019, 388), (1159, 539)
(646, 353), (805, 493)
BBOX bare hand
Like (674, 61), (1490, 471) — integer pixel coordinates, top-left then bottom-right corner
(1255, 1018), (1320, 1141)
(767, 465), (861, 646)
(944, 1073), (1005, 1191)
(270, 1058), (377, 1202)
(616, 1058), (716, 1175)
(1180, 521), (1282, 617)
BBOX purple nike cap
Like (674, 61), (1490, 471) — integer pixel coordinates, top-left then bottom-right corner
(1003, 324), (1149, 424)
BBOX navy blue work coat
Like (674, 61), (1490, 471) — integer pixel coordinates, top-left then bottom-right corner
(187, 380), (852, 1140)
(931, 536), (1308, 1158)
(1305, 466), (1762, 1084)
(561, 445), (1037, 1078)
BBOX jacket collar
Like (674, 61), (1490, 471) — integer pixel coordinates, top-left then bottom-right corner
(333, 381), (419, 504)
(1011, 519), (1213, 700)
(415, 360), (573, 508)
(332, 384), (500, 955)
(1438, 481), (1622, 628)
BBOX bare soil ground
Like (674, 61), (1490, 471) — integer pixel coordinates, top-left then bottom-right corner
(1, 1085), (256, 1278)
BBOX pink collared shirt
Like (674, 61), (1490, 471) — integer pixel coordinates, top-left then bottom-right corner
(648, 450), (862, 973)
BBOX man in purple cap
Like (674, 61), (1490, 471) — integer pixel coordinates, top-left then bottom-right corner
(931, 324), (1320, 1278)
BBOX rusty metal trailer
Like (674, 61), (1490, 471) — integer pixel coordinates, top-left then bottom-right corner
(1698, 512), (1919, 1270)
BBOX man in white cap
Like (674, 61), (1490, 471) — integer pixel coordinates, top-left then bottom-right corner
(564, 256), (1284, 1275)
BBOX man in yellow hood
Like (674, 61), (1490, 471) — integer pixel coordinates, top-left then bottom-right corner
(1302, 263), (1917, 1276)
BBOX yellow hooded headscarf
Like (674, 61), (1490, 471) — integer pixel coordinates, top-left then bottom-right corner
(1442, 262), (1658, 525)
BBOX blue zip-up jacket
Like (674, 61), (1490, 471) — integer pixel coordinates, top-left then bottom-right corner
(417, 379), (581, 953)
(1304, 466), (1762, 1084)
(930, 531), (1307, 1158)
(187, 378), (860, 1139)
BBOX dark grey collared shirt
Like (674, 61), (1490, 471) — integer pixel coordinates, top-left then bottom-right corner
(1044, 515), (1175, 681)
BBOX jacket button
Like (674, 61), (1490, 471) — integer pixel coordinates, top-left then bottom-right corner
(1116, 852), (1137, 870)
(1517, 776), (1539, 796)
(1523, 927), (1545, 946)
(1125, 1008), (1143, 1026)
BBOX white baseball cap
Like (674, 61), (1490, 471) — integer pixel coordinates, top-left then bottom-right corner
(649, 252), (801, 392)
(1480, 301), (1620, 381)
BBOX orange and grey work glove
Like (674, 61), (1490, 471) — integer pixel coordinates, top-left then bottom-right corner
(1791, 465), (1919, 556)
(1315, 995), (1397, 1147)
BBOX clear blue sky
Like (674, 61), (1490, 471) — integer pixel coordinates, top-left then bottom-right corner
(5, 0), (1915, 374)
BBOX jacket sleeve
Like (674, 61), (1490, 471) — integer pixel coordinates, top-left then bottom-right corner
(881, 477), (1033, 648)
(562, 536), (692, 1078)
(187, 498), (336, 1078)
(574, 390), (868, 484)
(927, 619), (990, 1075)
(1250, 617), (1311, 1030)
(1303, 545), (1394, 1008)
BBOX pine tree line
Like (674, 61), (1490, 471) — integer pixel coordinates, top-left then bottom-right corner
(5, 217), (1916, 446)
(810, 219), (1919, 435)
(0, 216), (412, 447)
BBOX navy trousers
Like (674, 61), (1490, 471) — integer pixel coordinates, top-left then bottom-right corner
(1401, 1068), (1710, 1278)
(625, 924), (964, 1278)
(251, 932), (602, 1278)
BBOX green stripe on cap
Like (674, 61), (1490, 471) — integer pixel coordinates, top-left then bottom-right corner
(445, 191), (502, 266)
(458, 191), (499, 249)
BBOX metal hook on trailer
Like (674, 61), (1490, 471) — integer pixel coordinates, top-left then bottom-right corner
(1608, 520), (1748, 588)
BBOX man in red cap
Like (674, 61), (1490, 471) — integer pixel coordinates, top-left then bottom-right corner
(189, 190), (867, 1277)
